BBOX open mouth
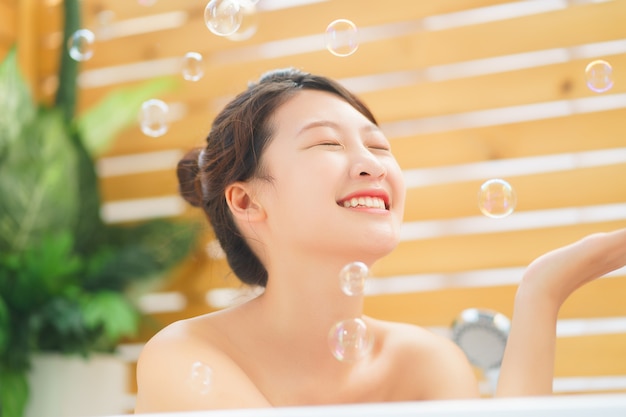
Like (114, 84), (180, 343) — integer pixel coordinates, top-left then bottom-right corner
(338, 196), (389, 210)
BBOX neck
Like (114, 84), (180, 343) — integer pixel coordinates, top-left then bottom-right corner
(255, 254), (370, 345)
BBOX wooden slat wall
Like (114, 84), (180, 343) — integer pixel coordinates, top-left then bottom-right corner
(0, 0), (17, 60)
(22, 0), (626, 410)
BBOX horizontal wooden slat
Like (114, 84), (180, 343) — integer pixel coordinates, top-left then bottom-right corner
(101, 108), (212, 158)
(161, 250), (236, 298)
(555, 333), (626, 377)
(99, 170), (179, 201)
(373, 220), (626, 276)
(361, 54), (626, 123)
(404, 163), (626, 222)
(79, 0), (516, 71)
(77, 0), (626, 112)
(417, 0), (626, 69)
(391, 109), (626, 170)
(363, 275), (626, 326)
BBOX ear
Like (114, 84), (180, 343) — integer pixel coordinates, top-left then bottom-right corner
(225, 182), (266, 223)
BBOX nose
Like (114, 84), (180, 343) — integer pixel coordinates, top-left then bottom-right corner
(349, 148), (387, 180)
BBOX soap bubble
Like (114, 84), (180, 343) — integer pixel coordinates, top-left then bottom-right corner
(339, 261), (368, 296)
(478, 179), (517, 219)
(226, 1), (259, 41)
(328, 317), (373, 362)
(585, 59), (614, 93)
(139, 99), (169, 138)
(186, 361), (212, 395)
(204, 0), (243, 37)
(68, 29), (95, 61)
(182, 52), (204, 81)
(325, 19), (359, 57)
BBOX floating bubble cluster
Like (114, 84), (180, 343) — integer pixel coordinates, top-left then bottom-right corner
(478, 179), (517, 219)
(204, 0), (243, 37)
(68, 29), (95, 62)
(187, 361), (213, 395)
(339, 261), (368, 296)
(139, 99), (169, 138)
(182, 52), (204, 82)
(325, 19), (359, 57)
(585, 59), (614, 93)
(328, 317), (373, 362)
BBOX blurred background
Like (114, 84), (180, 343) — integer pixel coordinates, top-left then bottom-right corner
(1, 0), (626, 416)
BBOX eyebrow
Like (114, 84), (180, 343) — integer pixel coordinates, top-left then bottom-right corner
(296, 120), (382, 137)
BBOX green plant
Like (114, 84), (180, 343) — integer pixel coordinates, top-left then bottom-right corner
(0, 3), (199, 416)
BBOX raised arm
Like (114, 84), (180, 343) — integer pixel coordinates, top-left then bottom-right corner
(496, 227), (626, 397)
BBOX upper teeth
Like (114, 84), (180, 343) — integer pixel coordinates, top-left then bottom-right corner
(343, 196), (386, 209)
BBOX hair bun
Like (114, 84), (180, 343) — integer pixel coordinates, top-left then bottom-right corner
(177, 148), (204, 207)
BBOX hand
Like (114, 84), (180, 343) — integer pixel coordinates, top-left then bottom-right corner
(496, 227), (626, 397)
(522, 227), (626, 308)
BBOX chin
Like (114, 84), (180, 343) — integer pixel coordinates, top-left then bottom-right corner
(354, 233), (400, 262)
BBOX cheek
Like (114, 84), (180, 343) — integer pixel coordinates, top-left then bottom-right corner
(387, 160), (405, 189)
(388, 162), (406, 210)
(267, 170), (318, 211)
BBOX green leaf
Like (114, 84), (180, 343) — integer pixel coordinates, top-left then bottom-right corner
(75, 77), (179, 157)
(0, 46), (36, 159)
(0, 295), (8, 354)
(20, 233), (82, 298)
(82, 219), (200, 292)
(0, 109), (79, 253)
(0, 233), (82, 312)
(33, 297), (93, 354)
(0, 368), (29, 417)
(81, 291), (139, 342)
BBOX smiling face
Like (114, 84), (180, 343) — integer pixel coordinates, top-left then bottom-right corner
(252, 89), (406, 265)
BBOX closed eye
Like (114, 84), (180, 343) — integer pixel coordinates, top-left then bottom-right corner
(317, 141), (344, 148)
(368, 143), (391, 152)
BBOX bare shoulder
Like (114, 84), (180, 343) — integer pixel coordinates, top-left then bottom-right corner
(134, 313), (270, 413)
(370, 317), (480, 400)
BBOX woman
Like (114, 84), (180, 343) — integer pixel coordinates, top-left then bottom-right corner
(134, 68), (626, 413)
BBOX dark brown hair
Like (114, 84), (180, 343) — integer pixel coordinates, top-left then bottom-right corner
(177, 68), (377, 287)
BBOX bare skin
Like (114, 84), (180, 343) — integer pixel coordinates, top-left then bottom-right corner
(135, 306), (479, 412)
